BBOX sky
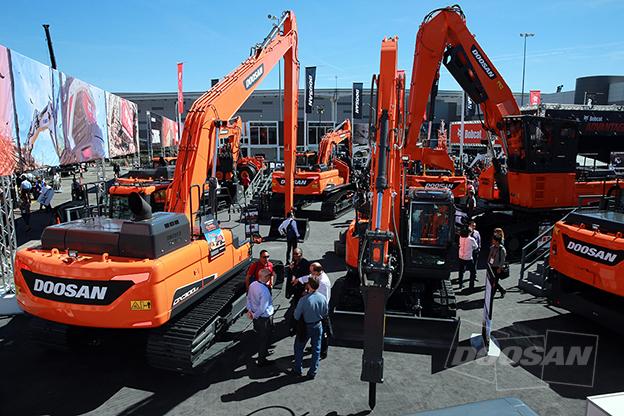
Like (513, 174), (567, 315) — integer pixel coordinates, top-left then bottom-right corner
(1, 0), (623, 95)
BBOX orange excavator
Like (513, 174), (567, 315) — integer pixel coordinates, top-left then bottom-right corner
(271, 119), (355, 219)
(107, 117), (264, 219)
(213, 116), (266, 187)
(13, 10), (299, 373)
(548, 181), (624, 333)
(331, 5), (611, 407)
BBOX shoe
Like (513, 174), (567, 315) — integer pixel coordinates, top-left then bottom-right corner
(267, 349), (275, 357)
(320, 352), (328, 360)
(257, 358), (272, 367)
(306, 373), (316, 380)
(458, 284), (464, 290)
(287, 368), (303, 377)
(500, 292), (506, 299)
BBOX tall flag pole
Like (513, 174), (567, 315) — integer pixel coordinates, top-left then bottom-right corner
(177, 62), (184, 147)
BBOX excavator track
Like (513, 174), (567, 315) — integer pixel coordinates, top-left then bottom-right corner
(146, 266), (248, 373)
(29, 316), (71, 352)
(321, 187), (354, 219)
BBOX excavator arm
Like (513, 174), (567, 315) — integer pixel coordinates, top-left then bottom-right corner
(166, 11), (299, 223)
(359, 6), (520, 408)
(405, 5), (519, 160)
(317, 119), (352, 166)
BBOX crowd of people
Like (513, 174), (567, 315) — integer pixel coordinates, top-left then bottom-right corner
(457, 220), (508, 298)
(244, 246), (331, 379)
(15, 173), (58, 231)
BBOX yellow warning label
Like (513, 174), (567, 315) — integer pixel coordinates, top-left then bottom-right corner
(130, 300), (152, 311)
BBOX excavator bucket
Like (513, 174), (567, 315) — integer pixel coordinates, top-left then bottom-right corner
(331, 308), (460, 351)
(330, 308), (460, 372)
(267, 217), (310, 241)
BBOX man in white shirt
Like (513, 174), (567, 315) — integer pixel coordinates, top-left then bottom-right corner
(278, 211), (300, 263)
(296, 262), (331, 302)
(296, 262), (331, 358)
(246, 269), (274, 366)
(458, 227), (478, 289)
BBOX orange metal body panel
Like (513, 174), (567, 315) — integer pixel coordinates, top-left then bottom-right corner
(14, 233), (250, 328)
(507, 172), (622, 209)
(550, 222), (624, 297)
(272, 169), (345, 196)
(406, 174), (466, 198)
(507, 172), (577, 208)
(109, 183), (163, 196)
(344, 220), (361, 269)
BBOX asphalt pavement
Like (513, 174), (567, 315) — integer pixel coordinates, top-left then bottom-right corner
(1, 197), (623, 416)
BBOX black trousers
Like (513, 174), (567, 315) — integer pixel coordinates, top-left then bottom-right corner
(487, 266), (507, 297)
(286, 238), (298, 263)
(458, 259), (476, 287)
(253, 316), (273, 360)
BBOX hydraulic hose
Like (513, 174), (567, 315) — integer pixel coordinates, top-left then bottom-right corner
(389, 193), (404, 296)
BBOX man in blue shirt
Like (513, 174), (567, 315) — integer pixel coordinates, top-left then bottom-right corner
(246, 268), (274, 366)
(292, 275), (328, 379)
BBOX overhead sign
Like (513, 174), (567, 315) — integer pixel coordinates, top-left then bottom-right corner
(305, 66), (316, 114)
(449, 121), (503, 146)
(352, 82), (363, 119)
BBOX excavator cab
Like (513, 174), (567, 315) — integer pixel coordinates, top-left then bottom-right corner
(503, 115), (578, 174)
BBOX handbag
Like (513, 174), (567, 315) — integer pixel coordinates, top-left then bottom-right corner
(322, 316), (334, 339)
(497, 246), (510, 279)
(499, 263), (510, 280)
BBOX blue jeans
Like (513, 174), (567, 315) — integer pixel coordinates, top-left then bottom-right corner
(294, 322), (323, 376)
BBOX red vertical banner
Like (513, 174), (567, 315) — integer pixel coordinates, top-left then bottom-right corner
(177, 62), (184, 114)
(530, 90), (541, 106)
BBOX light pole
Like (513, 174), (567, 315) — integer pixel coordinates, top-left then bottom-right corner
(520, 32), (535, 107)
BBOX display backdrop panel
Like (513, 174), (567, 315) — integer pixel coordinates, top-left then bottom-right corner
(10, 49), (61, 168)
(0, 45), (17, 175)
(2, 43), (140, 169)
(106, 93), (138, 158)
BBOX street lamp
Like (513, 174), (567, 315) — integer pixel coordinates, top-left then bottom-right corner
(520, 32), (535, 107)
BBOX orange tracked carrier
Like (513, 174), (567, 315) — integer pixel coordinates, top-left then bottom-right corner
(14, 10), (299, 373)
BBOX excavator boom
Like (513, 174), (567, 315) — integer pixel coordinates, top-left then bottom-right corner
(167, 11), (299, 222)
(317, 119), (352, 166)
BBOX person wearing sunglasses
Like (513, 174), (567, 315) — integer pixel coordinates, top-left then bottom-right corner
(245, 249), (275, 290)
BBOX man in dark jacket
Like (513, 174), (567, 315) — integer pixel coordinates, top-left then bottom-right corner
(287, 248), (310, 302)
